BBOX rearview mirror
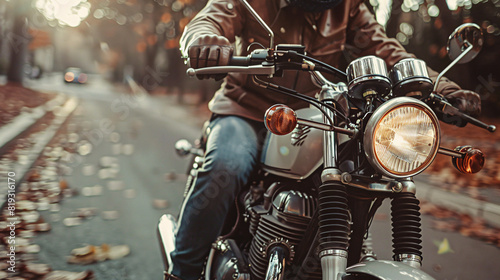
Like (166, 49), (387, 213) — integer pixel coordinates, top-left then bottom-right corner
(434, 23), (484, 92)
(447, 23), (483, 64)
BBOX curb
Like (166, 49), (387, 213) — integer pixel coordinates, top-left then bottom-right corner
(415, 178), (500, 228)
(0, 94), (67, 148)
(0, 96), (79, 209)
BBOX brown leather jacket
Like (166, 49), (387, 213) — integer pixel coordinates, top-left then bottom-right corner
(180, 0), (460, 121)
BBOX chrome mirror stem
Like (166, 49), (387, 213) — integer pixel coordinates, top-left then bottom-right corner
(239, 0), (274, 50)
(433, 43), (473, 93)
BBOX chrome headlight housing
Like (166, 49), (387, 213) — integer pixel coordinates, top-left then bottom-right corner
(364, 97), (440, 178)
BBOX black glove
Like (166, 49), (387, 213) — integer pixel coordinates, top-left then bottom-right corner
(437, 89), (481, 127)
(188, 35), (233, 80)
(445, 89), (481, 117)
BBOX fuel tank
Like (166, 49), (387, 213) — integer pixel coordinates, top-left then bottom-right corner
(260, 107), (348, 180)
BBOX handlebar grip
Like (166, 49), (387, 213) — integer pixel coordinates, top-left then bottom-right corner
(229, 56), (250, 66)
(456, 112), (496, 132)
(430, 94), (497, 133)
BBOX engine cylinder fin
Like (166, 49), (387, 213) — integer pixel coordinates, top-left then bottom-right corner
(249, 209), (261, 235)
(260, 217), (307, 238)
(391, 193), (423, 258)
(248, 190), (316, 280)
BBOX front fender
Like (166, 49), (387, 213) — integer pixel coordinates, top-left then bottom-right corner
(345, 260), (436, 280)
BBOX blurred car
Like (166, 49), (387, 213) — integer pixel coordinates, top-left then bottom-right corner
(64, 67), (88, 84)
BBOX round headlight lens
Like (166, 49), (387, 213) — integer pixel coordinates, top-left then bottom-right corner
(364, 97), (440, 178)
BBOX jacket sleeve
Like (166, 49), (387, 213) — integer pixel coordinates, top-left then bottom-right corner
(345, 0), (461, 95)
(179, 0), (246, 57)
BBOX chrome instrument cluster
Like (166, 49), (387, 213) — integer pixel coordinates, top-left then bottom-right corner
(390, 58), (433, 98)
(346, 57), (433, 99)
(346, 56), (391, 99)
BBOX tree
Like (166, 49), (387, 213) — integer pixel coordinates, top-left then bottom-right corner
(4, 0), (32, 83)
(84, 0), (207, 92)
(369, 0), (500, 117)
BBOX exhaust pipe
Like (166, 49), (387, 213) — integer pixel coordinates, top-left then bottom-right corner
(264, 246), (287, 280)
(157, 214), (177, 271)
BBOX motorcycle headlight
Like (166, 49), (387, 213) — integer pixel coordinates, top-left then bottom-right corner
(364, 97), (440, 178)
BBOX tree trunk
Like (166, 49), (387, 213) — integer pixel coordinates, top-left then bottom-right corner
(7, 0), (31, 84)
(7, 13), (29, 83)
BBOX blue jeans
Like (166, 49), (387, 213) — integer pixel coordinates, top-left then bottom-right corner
(170, 115), (265, 280)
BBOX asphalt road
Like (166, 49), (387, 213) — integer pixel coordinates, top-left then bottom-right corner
(29, 75), (199, 280)
(27, 75), (500, 280)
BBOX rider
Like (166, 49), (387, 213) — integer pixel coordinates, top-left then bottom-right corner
(166, 0), (481, 279)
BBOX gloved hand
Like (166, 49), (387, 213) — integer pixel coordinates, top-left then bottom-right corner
(445, 89), (481, 117)
(437, 89), (481, 127)
(188, 34), (233, 80)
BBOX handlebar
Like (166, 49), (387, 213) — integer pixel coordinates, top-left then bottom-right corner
(429, 93), (496, 133)
(186, 64), (275, 77)
(229, 56), (251, 66)
(186, 51), (273, 77)
(186, 51), (496, 134)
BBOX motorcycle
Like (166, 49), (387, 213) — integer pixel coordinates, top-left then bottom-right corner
(158, 1), (496, 279)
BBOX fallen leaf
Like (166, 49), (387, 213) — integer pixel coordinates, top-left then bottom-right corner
(107, 244), (130, 260)
(25, 263), (51, 275)
(20, 244), (41, 254)
(67, 244), (130, 264)
(107, 181), (124, 191)
(63, 217), (82, 227)
(41, 270), (93, 280)
(101, 211), (119, 220)
(72, 208), (98, 219)
(99, 156), (117, 167)
(434, 238), (454, 255)
(60, 179), (68, 190)
(82, 185), (103, 197)
(71, 245), (95, 257)
(152, 199), (169, 209)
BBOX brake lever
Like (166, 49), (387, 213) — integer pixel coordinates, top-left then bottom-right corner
(429, 93), (496, 133)
(186, 65), (275, 77)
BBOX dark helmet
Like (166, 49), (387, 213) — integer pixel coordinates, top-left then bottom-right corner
(287, 0), (343, 13)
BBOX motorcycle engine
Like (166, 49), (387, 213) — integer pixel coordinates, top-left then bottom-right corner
(247, 189), (317, 279)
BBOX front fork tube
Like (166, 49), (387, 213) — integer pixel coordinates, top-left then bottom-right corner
(319, 98), (349, 280)
(318, 93), (423, 278)
(391, 192), (423, 269)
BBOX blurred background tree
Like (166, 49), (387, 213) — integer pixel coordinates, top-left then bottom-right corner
(0, 0), (497, 115)
(367, 0), (500, 117)
(0, 0), (207, 93)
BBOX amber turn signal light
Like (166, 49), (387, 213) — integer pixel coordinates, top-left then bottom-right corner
(264, 104), (297, 135)
(452, 145), (485, 174)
